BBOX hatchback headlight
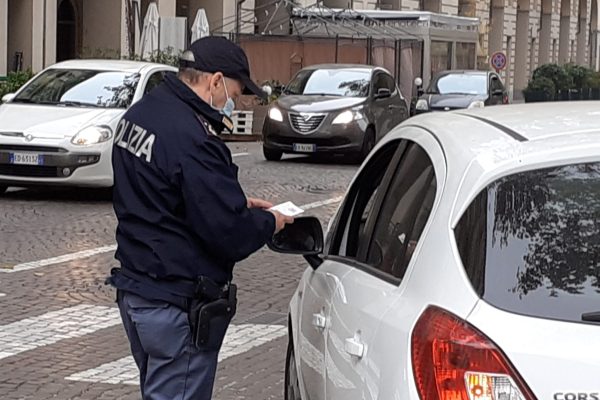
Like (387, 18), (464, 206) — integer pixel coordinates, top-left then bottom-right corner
(71, 125), (113, 146)
(468, 100), (485, 109)
(268, 107), (284, 122)
(416, 99), (429, 111)
(332, 109), (364, 125)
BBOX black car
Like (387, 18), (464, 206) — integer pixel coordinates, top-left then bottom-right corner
(262, 64), (409, 162)
(412, 70), (509, 114)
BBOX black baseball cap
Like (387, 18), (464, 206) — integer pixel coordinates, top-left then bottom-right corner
(179, 36), (266, 100)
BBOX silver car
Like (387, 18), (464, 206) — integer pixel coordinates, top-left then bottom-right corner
(262, 64), (409, 162)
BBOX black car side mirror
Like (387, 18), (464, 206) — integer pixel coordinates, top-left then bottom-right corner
(267, 217), (324, 270)
(375, 88), (391, 99)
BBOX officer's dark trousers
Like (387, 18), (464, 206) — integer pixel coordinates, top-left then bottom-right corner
(117, 290), (225, 400)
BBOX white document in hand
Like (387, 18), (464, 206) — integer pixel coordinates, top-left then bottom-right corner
(270, 201), (305, 217)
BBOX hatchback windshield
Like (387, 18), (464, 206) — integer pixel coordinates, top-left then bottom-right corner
(13, 69), (140, 108)
(428, 73), (487, 95)
(284, 68), (371, 97)
(456, 162), (600, 324)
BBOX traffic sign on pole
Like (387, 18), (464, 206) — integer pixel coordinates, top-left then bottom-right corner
(490, 52), (507, 73)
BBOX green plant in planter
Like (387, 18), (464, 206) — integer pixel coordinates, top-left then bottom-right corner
(125, 47), (182, 67)
(0, 69), (35, 99)
(564, 63), (592, 88)
(523, 77), (556, 102)
(532, 63), (572, 92)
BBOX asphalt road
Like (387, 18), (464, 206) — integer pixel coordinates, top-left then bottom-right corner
(0, 142), (357, 400)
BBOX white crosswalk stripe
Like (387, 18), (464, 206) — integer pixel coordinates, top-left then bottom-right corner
(65, 323), (287, 385)
(0, 305), (121, 360)
(0, 304), (287, 385)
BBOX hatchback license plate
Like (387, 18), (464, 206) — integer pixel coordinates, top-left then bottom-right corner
(9, 152), (44, 166)
(293, 143), (317, 153)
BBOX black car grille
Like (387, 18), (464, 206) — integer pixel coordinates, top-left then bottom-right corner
(0, 165), (59, 177)
(0, 144), (67, 153)
(289, 113), (326, 133)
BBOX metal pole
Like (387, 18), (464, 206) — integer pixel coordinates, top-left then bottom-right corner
(43, 0), (46, 67)
(236, 0), (246, 43)
(335, 34), (339, 63)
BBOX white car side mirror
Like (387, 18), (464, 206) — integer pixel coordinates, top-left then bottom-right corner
(2, 93), (16, 103)
(414, 77), (423, 87)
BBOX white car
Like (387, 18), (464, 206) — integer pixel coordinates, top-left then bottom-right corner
(0, 60), (177, 193)
(269, 102), (600, 400)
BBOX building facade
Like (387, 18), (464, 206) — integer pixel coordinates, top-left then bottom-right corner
(1, 0), (599, 99)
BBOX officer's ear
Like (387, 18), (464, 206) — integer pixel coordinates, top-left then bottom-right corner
(209, 72), (225, 90)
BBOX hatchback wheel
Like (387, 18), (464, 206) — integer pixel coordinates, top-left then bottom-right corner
(263, 146), (283, 161)
(355, 127), (376, 163)
(284, 338), (302, 400)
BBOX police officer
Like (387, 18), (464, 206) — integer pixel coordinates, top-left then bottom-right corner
(107, 36), (293, 399)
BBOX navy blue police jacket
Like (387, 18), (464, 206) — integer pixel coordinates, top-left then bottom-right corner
(107, 73), (275, 306)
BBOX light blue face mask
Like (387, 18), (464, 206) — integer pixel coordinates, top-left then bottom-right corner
(211, 79), (235, 118)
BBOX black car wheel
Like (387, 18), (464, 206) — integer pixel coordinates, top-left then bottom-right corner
(0, 185), (7, 195)
(284, 337), (302, 400)
(356, 127), (376, 163)
(263, 146), (283, 161)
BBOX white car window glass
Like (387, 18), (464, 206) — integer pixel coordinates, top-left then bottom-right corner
(365, 143), (437, 279)
(13, 69), (141, 108)
(455, 162), (600, 324)
(330, 141), (403, 259)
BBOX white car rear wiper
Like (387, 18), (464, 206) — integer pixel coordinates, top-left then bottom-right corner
(581, 311), (600, 322)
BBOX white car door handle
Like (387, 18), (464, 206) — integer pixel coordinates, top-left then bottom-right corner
(312, 313), (327, 329)
(344, 337), (365, 358)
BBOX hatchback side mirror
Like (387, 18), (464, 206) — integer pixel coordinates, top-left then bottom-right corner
(2, 93), (15, 103)
(375, 88), (391, 99)
(267, 217), (324, 270)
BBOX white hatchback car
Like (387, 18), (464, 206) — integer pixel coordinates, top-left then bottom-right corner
(269, 102), (600, 400)
(0, 60), (177, 193)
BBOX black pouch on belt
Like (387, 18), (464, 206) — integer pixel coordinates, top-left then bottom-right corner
(189, 283), (237, 351)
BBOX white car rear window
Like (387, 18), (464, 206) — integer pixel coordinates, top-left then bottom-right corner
(455, 162), (600, 324)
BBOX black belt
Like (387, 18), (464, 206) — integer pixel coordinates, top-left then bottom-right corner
(119, 267), (230, 300)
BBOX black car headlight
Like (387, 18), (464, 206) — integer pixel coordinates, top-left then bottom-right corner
(268, 107), (284, 122)
(332, 109), (364, 125)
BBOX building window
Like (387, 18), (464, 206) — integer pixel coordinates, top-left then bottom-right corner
(456, 42), (476, 69)
(431, 41), (452, 77)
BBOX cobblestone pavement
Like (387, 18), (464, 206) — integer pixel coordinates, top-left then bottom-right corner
(0, 142), (357, 400)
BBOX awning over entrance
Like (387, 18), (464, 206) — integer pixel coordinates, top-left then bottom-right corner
(289, 7), (480, 86)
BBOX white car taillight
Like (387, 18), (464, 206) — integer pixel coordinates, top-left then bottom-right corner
(411, 306), (536, 400)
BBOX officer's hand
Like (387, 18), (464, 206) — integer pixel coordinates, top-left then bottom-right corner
(270, 210), (294, 234)
(247, 197), (274, 209)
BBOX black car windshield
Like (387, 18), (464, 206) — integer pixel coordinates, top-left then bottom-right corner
(456, 162), (600, 324)
(284, 68), (371, 97)
(427, 73), (487, 95)
(12, 69), (141, 108)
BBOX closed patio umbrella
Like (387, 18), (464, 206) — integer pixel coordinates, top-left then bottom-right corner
(139, 2), (160, 59)
(190, 8), (210, 43)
